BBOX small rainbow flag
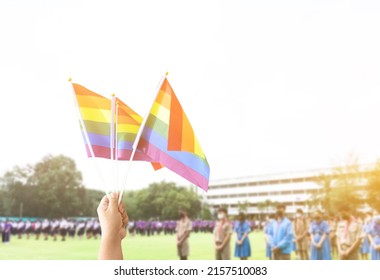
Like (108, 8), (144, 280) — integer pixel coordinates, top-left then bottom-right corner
(137, 78), (210, 191)
(115, 97), (152, 161)
(72, 83), (150, 161)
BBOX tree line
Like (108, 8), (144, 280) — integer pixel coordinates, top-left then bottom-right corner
(0, 155), (209, 219)
(311, 159), (380, 215)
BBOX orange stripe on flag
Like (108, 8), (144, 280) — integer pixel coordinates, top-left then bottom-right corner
(167, 81), (184, 151)
(181, 113), (195, 151)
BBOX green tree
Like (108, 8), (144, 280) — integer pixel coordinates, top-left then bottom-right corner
(0, 155), (94, 218)
(237, 200), (249, 213)
(26, 155), (85, 218)
(1, 165), (32, 217)
(329, 158), (364, 213)
(366, 161), (380, 212)
(199, 202), (212, 220)
(311, 173), (333, 213)
(124, 181), (203, 220)
(263, 199), (274, 213)
(313, 155), (365, 214)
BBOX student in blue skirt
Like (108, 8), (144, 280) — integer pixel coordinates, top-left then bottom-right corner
(360, 213), (372, 260)
(309, 210), (331, 260)
(368, 215), (380, 260)
(264, 214), (275, 260)
(234, 212), (251, 260)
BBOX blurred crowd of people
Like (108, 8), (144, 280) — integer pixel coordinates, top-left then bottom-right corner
(127, 219), (256, 236)
(1, 205), (379, 261)
(174, 206), (380, 261)
(0, 218), (101, 242)
(263, 206), (380, 260)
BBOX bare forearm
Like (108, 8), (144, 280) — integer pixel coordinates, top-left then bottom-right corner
(220, 235), (231, 249)
(301, 231), (308, 239)
(239, 232), (248, 242)
(368, 235), (375, 247)
(347, 238), (361, 255)
(178, 231), (190, 245)
(337, 238), (343, 254)
(98, 236), (123, 260)
(318, 234), (326, 246)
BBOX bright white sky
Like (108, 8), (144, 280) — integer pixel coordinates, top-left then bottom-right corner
(1, 0), (380, 193)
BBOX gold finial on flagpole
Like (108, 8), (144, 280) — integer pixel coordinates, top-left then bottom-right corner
(165, 72), (169, 76)
(68, 77), (72, 82)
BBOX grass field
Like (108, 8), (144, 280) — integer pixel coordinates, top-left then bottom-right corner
(0, 231), (276, 260)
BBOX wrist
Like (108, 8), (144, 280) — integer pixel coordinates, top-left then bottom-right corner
(101, 232), (122, 244)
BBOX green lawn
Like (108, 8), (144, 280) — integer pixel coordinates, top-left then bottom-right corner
(0, 232), (271, 260)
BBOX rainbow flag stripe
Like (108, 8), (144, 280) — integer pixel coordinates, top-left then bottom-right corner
(138, 78), (210, 190)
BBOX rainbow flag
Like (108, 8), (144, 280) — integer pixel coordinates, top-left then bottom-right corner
(72, 83), (150, 161)
(115, 97), (152, 161)
(137, 78), (210, 191)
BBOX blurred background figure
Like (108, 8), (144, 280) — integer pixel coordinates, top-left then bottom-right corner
(264, 214), (275, 260)
(42, 219), (50, 241)
(34, 219), (42, 240)
(67, 219), (76, 239)
(368, 215), (380, 260)
(360, 212), (372, 260)
(336, 210), (362, 260)
(176, 210), (192, 260)
(234, 212), (251, 260)
(51, 219), (59, 241)
(59, 218), (68, 242)
(93, 219), (100, 240)
(270, 204), (294, 260)
(214, 208), (232, 260)
(328, 216), (338, 258)
(76, 220), (86, 240)
(294, 209), (309, 260)
(17, 219), (25, 239)
(86, 219), (94, 239)
(309, 210), (331, 260)
(2, 220), (11, 244)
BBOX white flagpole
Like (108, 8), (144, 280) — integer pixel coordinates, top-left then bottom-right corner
(115, 101), (119, 194)
(110, 94), (116, 193)
(118, 72), (168, 205)
(68, 78), (109, 198)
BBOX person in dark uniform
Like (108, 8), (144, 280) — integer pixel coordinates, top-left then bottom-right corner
(77, 220), (86, 240)
(17, 220), (25, 239)
(128, 220), (136, 236)
(68, 219), (76, 239)
(59, 218), (68, 241)
(10, 220), (17, 236)
(0, 220), (3, 240)
(2, 220), (11, 244)
(51, 219), (59, 241)
(86, 219), (94, 239)
(42, 219), (50, 241)
(24, 220), (32, 240)
(34, 219), (42, 240)
(93, 219), (101, 240)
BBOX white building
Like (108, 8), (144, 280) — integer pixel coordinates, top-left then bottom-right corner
(206, 165), (372, 216)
